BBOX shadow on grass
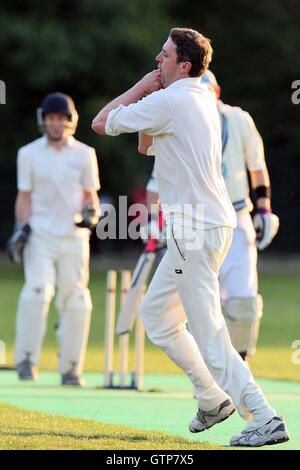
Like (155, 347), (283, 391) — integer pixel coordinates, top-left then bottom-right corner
(1, 430), (192, 445)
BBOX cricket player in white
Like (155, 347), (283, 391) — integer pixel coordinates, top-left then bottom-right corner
(141, 70), (280, 361)
(7, 93), (101, 386)
(201, 70), (279, 360)
(92, 28), (289, 446)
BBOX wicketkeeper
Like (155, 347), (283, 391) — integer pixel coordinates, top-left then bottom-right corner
(7, 92), (101, 386)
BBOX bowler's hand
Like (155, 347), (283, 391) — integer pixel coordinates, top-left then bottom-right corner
(140, 69), (162, 95)
(92, 69), (162, 136)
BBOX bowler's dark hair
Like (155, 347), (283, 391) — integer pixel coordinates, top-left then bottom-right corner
(170, 28), (213, 77)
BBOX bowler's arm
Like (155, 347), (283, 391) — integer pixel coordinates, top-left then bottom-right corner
(91, 70), (161, 135)
(138, 132), (153, 155)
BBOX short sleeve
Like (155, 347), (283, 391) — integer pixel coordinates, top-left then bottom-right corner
(105, 90), (174, 137)
(17, 149), (32, 192)
(240, 111), (266, 171)
(82, 148), (101, 190)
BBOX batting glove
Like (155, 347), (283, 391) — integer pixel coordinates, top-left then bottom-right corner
(253, 210), (279, 250)
(7, 223), (31, 263)
(75, 204), (100, 230)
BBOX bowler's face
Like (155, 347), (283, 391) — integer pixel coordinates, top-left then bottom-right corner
(156, 37), (180, 88)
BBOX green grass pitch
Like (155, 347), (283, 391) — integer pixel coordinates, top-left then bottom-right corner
(0, 257), (299, 450)
(1, 259), (300, 381)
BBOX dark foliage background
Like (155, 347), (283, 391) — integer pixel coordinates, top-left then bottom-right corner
(1, 0), (299, 252)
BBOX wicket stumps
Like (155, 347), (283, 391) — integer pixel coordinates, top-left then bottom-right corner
(104, 270), (145, 390)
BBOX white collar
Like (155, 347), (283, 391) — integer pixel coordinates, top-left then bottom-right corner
(42, 134), (75, 149)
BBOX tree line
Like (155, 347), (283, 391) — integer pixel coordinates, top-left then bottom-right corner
(0, 0), (299, 252)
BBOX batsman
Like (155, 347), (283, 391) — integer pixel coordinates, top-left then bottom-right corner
(202, 70), (279, 360)
(139, 70), (279, 362)
(7, 92), (101, 385)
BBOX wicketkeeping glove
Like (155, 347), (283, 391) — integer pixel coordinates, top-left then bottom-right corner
(7, 223), (31, 263)
(252, 210), (279, 250)
(75, 204), (100, 230)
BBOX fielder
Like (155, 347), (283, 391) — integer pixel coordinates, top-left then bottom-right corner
(92, 28), (289, 447)
(139, 69), (279, 361)
(7, 92), (101, 386)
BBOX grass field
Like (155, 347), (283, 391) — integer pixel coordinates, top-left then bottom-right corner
(0, 255), (299, 451)
(0, 403), (221, 450)
(1, 257), (300, 382)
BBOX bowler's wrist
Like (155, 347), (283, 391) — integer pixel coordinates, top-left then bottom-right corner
(135, 81), (148, 99)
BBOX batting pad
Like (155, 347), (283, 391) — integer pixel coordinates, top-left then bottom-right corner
(224, 295), (263, 357)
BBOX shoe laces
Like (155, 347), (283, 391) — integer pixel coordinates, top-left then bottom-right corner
(241, 430), (263, 442)
(196, 408), (217, 426)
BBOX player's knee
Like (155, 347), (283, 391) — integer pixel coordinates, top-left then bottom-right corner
(63, 288), (92, 313)
(20, 282), (55, 304)
(140, 297), (184, 348)
(147, 326), (186, 350)
(224, 295), (263, 357)
(224, 295), (263, 324)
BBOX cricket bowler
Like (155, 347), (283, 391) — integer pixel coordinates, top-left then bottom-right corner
(91, 28), (289, 447)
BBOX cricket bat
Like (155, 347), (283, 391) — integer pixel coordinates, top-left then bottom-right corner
(115, 213), (163, 335)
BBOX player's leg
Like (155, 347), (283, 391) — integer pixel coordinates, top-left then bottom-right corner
(168, 224), (276, 430)
(14, 233), (56, 378)
(55, 234), (92, 384)
(220, 212), (262, 359)
(140, 249), (231, 413)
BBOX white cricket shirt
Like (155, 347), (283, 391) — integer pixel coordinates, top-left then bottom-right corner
(146, 161), (159, 194)
(218, 100), (266, 212)
(147, 101), (267, 214)
(106, 77), (236, 230)
(17, 135), (100, 237)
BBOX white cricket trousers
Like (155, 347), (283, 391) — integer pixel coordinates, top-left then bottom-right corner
(14, 231), (92, 375)
(220, 211), (258, 301)
(140, 224), (276, 430)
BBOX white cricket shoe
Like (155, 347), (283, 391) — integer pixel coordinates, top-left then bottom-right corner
(230, 416), (290, 447)
(189, 399), (236, 433)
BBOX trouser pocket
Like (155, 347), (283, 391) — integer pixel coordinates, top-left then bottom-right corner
(170, 224), (186, 261)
